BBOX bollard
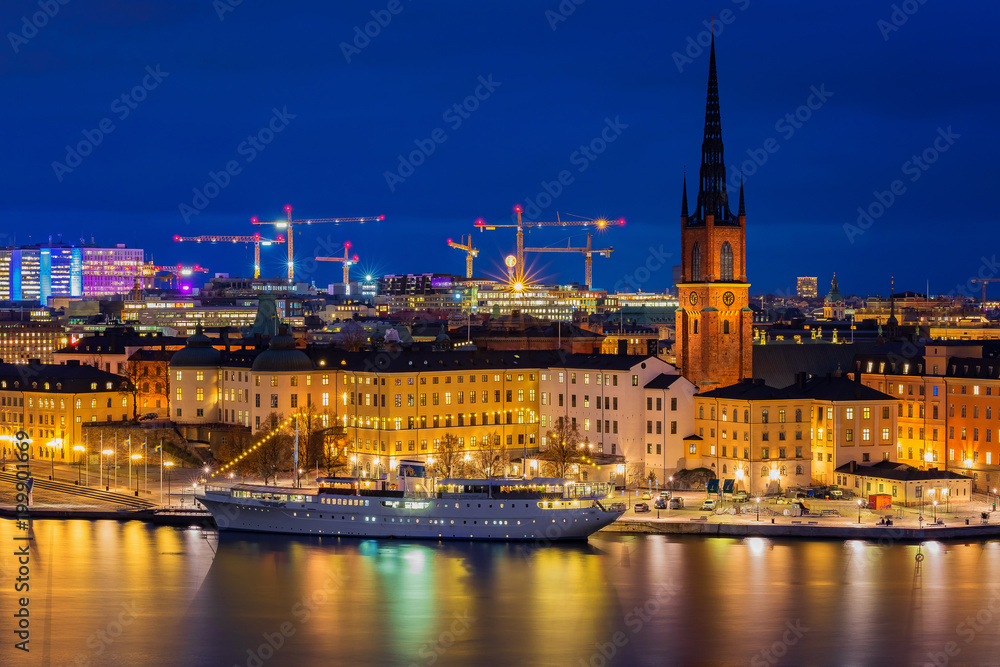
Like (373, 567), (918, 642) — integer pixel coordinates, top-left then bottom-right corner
(771, 518), (775, 524)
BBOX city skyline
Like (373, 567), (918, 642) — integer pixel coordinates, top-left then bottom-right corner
(2, 2), (996, 296)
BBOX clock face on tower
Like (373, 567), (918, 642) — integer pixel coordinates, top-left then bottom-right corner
(689, 291), (699, 306)
(722, 291), (735, 307)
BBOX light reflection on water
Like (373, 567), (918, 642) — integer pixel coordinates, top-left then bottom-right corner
(3, 521), (1000, 666)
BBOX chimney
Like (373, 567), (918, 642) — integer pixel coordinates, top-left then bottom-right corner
(221, 326), (230, 353)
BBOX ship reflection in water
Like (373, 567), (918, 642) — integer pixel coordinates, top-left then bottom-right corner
(4, 520), (1000, 666)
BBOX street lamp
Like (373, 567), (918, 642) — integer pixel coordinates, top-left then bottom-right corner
(857, 498), (863, 524)
(933, 499), (938, 523)
(101, 449), (113, 491)
(162, 460), (174, 506)
(46, 438), (62, 480)
(755, 497), (760, 521)
(73, 445), (85, 485)
(131, 454), (142, 496)
(769, 467), (780, 496)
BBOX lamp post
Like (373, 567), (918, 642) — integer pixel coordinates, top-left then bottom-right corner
(755, 497), (760, 521)
(163, 461), (174, 506)
(933, 499), (938, 523)
(73, 445), (85, 485)
(131, 454), (142, 496)
(101, 449), (113, 491)
(857, 498), (863, 524)
(46, 439), (62, 480)
(943, 487), (949, 513)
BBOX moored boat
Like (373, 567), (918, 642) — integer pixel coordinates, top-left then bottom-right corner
(196, 475), (624, 541)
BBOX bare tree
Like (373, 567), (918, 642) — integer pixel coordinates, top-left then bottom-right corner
(627, 461), (646, 490)
(540, 419), (587, 479)
(217, 426), (255, 480)
(247, 413), (291, 485)
(470, 430), (510, 480)
(431, 433), (465, 479)
(293, 402), (330, 474)
(338, 321), (367, 352)
(117, 357), (142, 421)
(319, 418), (350, 477)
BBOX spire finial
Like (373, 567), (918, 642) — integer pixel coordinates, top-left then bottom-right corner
(681, 172), (689, 218)
(738, 171), (745, 217)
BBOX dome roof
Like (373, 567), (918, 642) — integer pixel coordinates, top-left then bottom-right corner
(170, 328), (222, 368)
(251, 333), (313, 372)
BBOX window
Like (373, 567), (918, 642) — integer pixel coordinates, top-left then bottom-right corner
(691, 242), (701, 281)
(863, 407), (871, 419)
(862, 428), (871, 441)
(845, 408), (853, 420)
(761, 410), (769, 424)
(632, 375), (638, 386)
(719, 241), (733, 281)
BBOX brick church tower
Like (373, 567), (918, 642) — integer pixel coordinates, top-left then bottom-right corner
(675, 36), (752, 390)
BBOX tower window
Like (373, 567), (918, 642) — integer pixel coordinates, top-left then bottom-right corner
(693, 320), (698, 335)
(720, 241), (733, 281)
(691, 242), (701, 281)
(723, 320), (730, 334)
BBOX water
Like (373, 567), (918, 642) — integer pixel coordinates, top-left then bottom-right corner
(3, 520), (1000, 666)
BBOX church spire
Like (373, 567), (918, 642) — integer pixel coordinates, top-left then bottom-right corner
(738, 172), (745, 217)
(692, 33), (735, 225)
(681, 173), (689, 218)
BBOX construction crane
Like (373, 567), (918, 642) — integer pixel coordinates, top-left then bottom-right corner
(447, 235), (479, 279)
(251, 205), (384, 283)
(972, 279), (1000, 306)
(174, 234), (285, 279)
(141, 263), (208, 289)
(315, 242), (360, 291)
(475, 205), (624, 269)
(523, 232), (613, 289)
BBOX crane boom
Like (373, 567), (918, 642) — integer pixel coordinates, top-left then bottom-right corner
(475, 205), (624, 268)
(523, 233), (612, 288)
(252, 205), (383, 283)
(315, 242), (360, 293)
(174, 234), (284, 279)
(447, 235), (479, 279)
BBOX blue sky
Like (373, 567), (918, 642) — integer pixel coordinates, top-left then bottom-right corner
(1, 0), (996, 297)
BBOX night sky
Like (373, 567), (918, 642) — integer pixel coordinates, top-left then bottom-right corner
(2, 1), (996, 297)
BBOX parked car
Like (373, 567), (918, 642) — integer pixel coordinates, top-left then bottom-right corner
(668, 498), (685, 510)
(732, 490), (749, 502)
(653, 497), (667, 510)
(829, 489), (844, 499)
(659, 490), (672, 500)
(634, 503), (650, 513)
(139, 412), (159, 421)
(609, 502), (627, 512)
(641, 491), (651, 500)
(701, 499), (717, 511)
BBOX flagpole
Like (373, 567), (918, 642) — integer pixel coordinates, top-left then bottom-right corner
(143, 436), (148, 495)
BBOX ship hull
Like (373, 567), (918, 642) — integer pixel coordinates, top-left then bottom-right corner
(196, 492), (623, 541)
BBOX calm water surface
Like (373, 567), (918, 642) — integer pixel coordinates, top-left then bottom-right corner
(3, 520), (1000, 666)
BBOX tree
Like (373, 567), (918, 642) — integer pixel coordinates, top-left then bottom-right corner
(293, 402), (331, 475)
(540, 419), (587, 479)
(470, 430), (510, 480)
(431, 433), (465, 479)
(247, 413), (291, 485)
(319, 419), (350, 477)
(339, 321), (367, 352)
(217, 426), (255, 480)
(117, 357), (142, 421)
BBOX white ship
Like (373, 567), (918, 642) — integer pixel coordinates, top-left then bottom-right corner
(196, 474), (625, 541)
